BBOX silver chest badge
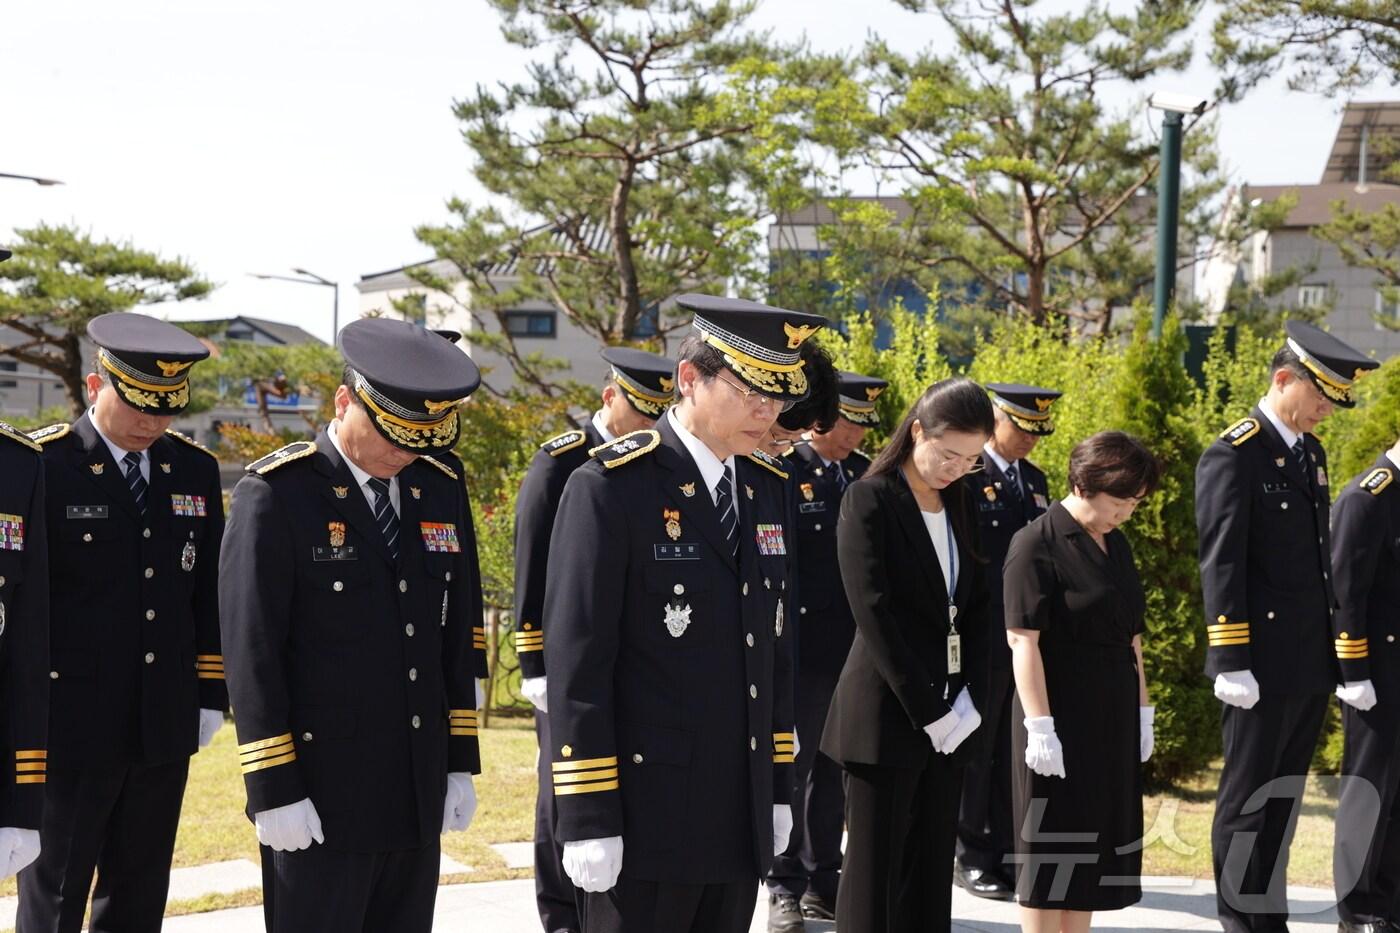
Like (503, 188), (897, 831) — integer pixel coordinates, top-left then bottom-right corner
(775, 598), (784, 637)
(664, 600), (692, 638)
(0, 599), (5, 637)
(181, 541), (197, 572)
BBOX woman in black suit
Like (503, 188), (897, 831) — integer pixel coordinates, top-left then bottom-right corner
(820, 377), (996, 933)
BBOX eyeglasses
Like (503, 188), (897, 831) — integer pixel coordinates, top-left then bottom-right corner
(925, 439), (984, 474)
(714, 372), (796, 414)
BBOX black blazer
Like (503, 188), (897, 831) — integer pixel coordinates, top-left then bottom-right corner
(820, 467), (990, 769)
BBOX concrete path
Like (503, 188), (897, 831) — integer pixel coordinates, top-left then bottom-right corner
(148, 876), (1341, 932)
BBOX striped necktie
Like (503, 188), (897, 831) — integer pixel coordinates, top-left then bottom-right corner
(367, 477), (400, 560)
(715, 467), (738, 559)
(1291, 438), (1306, 472)
(122, 452), (148, 517)
(1004, 462), (1023, 503)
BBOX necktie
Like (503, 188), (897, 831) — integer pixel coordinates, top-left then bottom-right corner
(123, 452), (148, 517)
(1004, 462), (1023, 503)
(1291, 439), (1307, 473)
(833, 461), (848, 491)
(367, 477), (400, 560)
(715, 467), (738, 559)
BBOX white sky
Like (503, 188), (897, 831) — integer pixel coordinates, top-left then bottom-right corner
(3, 0), (1395, 344)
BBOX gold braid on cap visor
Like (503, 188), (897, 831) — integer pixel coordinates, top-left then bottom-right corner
(692, 314), (812, 399)
(353, 375), (461, 449)
(1286, 338), (1361, 404)
(613, 368), (671, 417)
(98, 349), (191, 410)
(992, 396), (1053, 434)
(838, 399), (880, 426)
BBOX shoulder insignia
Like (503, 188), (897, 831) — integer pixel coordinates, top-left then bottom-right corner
(594, 429), (660, 469)
(1361, 467), (1394, 496)
(0, 420), (41, 452)
(419, 455), (459, 481)
(246, 441), (316, 475)
(543, 430), (587, 457)
(164, 428), (216, 459)
(1220, 418), (1260, 447)
(28, 423), (71, 445)
(746, 448), (790, 480)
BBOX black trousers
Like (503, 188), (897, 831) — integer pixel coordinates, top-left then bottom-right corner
(1336, 699), (1400, 925)
(956, 666), (1014, 876)
(837, 758), (962, 933)
(534, 708), (583, 932)
(767, 672), (844, 904)
(260, 837), (440, 933)
(1212, 693), (1328, 933)
(17, 757), (189, 933)
(579, 876), (758, 933)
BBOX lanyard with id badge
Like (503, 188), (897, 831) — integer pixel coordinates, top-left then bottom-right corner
(942, 514), (962, 682)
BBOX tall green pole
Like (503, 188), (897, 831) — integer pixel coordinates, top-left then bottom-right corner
(1152, 111), (1183, 340)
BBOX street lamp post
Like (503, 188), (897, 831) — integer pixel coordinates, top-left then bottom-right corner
(1147, 92), (1208, 340)
(248, 269), (339, 341)
(0, 172), (64, 186)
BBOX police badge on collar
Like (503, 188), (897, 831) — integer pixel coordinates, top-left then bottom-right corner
(664, 599), (691, 638)
(181, 540), (197, 572)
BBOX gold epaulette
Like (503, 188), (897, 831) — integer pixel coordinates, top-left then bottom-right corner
(746, 448), (790, 480)
(593, 430), (660, 469)
(0, 420), (41, 452)
(246, 441), (316, 475)
(419, 455), (459, 481)
(1220, 418), (1260, 447)
(27, 423), (70, 445)
(165, 428), (216, 459)
(1361, 467), (1394, 496)
(543, 430), (587, 457)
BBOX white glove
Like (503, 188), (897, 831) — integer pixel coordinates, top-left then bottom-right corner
(1337, 680), (1378, 712)
(255, 798), (324, 852)
(0, 827), (40, 878)
(772, 804), (793, 855)
(1024, 715), (1066, 778)
(941, 688), (982, 755)
(792, 729), (800, 759)
(562, 836), (624, 893)
(198, 709), (225, 749)
(1214, 670), (1261, 709)
(1139, 706), (1155, 763)
(521, 676), (548, 713)
(442, 772), (477, 833)
(923, 706), (961, 752)
(475, 679), (486, 711)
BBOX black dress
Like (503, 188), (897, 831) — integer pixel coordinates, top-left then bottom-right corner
(1004, 502), (1145, 911)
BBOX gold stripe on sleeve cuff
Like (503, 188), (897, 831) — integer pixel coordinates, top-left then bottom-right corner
(552, 756), (618, 773)
(238, 734), (297, 774)
(15, 749), (46, 784)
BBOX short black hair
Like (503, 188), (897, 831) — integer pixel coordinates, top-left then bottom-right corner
(1269, 344), (1309, 382)
(1067, 431), (1161, 499)
(777, 341), (839, 433)
(673, 336), (724, 396)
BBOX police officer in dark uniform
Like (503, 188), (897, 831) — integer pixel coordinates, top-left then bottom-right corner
(19, 314), (226, 933)
(1196, 321), (1378, 933)
(1331, 438), (1400, 933)
(543, 295), (825, 933)
(954, 382), (1060, 900)
(514, 346), (673, 933)
(219, 318), (484, 933)
(766, 371), (884, 930)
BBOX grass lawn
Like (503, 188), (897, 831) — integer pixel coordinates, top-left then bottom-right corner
(0, 730), (1346, 925)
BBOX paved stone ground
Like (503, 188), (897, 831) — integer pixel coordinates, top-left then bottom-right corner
(145, 876), (1341, 932)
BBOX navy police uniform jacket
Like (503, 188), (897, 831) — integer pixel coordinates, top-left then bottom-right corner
(784, 445), (868, 681)
(1330, 457), (1400, 684)
(32, 414), (226, 768)
(542, 418), (796, 883)
(433, 448), (489, 679)
(1195, 408), (1337, 694)
(0, 424), (50, 826)
(512, 423), (606, 679)
(219, 432), (482, 853)
(974, 456), (1050, 669)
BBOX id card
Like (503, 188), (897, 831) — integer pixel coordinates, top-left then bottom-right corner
(947, 633), (962, 674)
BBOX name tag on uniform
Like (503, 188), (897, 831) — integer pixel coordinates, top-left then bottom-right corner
(0, 513), (23, 551)
(654, 543), (700, 561)
(947, 633), (962, 674)
(798, 502), (826, 514)
(312, 546), (359, 562)
(755, 523), (786, 556)
(420, 522), (461, 553)
(171, 494), (207, 517)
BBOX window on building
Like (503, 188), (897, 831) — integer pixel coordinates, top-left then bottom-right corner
(1297, 284), (1329, 308)
(1376, 289), (1400, 324)
(0, 361), (15, 388)
(504, 310), (557, 338)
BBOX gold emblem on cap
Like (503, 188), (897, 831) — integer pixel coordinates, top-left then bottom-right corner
(865, 386), (883, 401)
(155, 359), (194, 378)
(90, 462), (104, 475)
(1035, 397), (1055, 411)
(783, 322), (820, 349)
(423, 398), (460, 416)
(332, 485), (349, 499)
(659, 376), (675, 393)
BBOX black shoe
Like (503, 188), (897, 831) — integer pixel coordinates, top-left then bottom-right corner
(768, 893), (806, 932)
(1337, 922), (1390, 932)
(800, 891), (836, 920)
(954, 863), (1015, 901)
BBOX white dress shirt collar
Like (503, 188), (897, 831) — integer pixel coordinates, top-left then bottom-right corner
(591, 409), (617, 445)
(982, 442), (1014, 476)
(1258, 398), (1301, 451)
(89, 413), (148, 482)
(1387, 450), (1400, 473)
(667, 408), (735, 507)
(328, 420), (399, 514)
